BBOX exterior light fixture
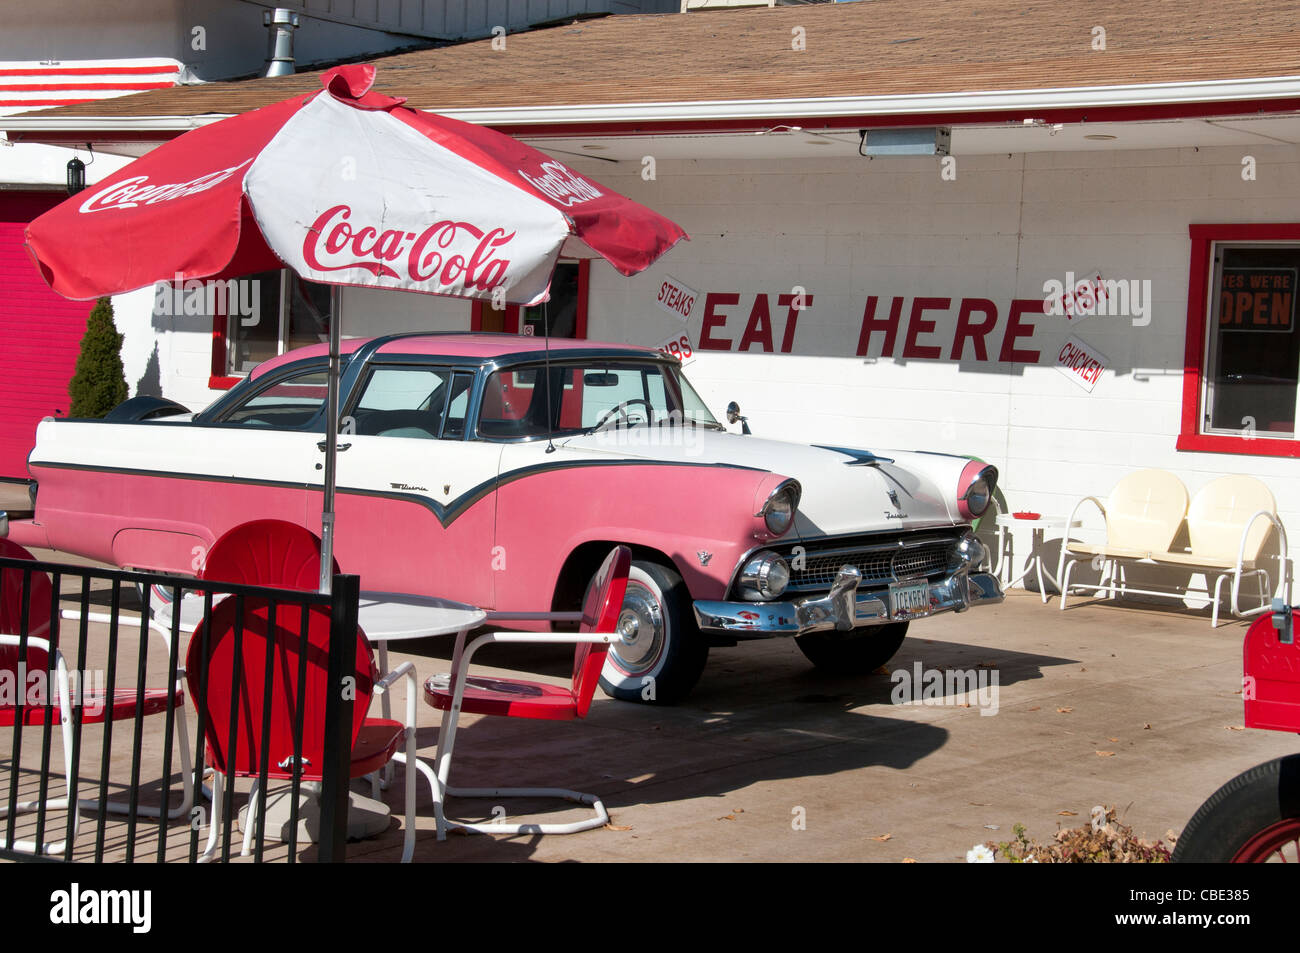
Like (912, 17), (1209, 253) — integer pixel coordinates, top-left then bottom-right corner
(66, 143), (93, 195)
(858, 127), (951, 157)
(66, 156), (85, 195)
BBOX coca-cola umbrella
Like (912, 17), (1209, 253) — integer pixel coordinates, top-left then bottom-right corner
(25, 64), (688, 592)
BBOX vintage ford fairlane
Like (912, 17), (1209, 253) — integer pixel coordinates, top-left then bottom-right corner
(3, 333), (1003, 703)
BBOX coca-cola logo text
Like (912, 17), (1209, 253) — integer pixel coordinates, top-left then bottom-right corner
(302, 204), (513, 291)
(78, 159), (253, 214)
(518, 160), (602, 207)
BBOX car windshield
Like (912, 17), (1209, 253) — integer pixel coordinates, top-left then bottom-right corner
(478, 360), (723, 439)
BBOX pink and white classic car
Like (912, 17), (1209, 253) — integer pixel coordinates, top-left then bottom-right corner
(3, 333), (1003, 703)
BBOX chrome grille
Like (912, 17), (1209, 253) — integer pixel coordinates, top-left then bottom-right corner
(784, 537), (953, 591)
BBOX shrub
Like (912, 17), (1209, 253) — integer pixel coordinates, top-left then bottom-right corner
(68, 297), (128, 418)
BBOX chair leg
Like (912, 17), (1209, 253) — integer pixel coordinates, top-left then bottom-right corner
(0, 722), (78, 856)
(432, 704), (462, 841)
(1059, 558), (1075, 610)
(1212, 573), (1228, 628)
(402, 727), (417, 863)
(432, 704), (608, 838)
(241, 778), (261, 857)
(78, 701), (196, 821)
(440, 786), (610, 836)
(199, 773), (224, 863)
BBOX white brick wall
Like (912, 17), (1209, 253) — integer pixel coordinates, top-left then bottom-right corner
(578, 146), (1300, 582)
(147, 141), (1300, 595)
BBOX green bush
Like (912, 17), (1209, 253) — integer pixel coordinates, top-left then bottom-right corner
(68, 297), (128, 418)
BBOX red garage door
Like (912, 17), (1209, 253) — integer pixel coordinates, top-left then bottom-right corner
(0, 192), (91, 479)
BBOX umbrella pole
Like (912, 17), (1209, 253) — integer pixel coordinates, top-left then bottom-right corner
(319, 284), (343, 594)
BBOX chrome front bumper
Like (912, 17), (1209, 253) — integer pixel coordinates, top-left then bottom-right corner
(693, 566), (1004, 637)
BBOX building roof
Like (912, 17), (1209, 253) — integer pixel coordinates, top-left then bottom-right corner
(15, 0), (1300, 132)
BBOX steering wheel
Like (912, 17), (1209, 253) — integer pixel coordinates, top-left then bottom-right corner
(594, 399), (652, 430)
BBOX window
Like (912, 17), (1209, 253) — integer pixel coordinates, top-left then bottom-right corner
(477, 360), (720, 439)
(1180, 225), (1300, 458)
(471, 260), (588, 338)
(347, 365), (474, 440)
(210, 271), (332, 388)
(214, 367), (330, 429)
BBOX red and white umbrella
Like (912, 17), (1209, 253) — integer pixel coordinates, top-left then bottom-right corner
(25, 63), (688, 591)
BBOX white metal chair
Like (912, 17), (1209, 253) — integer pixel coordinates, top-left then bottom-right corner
(0, 634), (77, 855)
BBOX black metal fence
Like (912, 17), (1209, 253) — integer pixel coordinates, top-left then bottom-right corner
(0, 554), (359, 863)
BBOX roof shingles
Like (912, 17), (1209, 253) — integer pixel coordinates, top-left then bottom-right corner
(24, 1), (1300, 120)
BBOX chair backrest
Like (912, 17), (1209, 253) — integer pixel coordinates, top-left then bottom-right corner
(185, 597), (375, 780)
(0, 540), (53, 676)
(1186, 475), (1277, 563)
(571, 546), (631, 718)
(201, 520), (340, 590)
(1104, 469), (1189, 553)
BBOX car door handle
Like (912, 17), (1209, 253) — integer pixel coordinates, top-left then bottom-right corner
(317, 441), (352, 452)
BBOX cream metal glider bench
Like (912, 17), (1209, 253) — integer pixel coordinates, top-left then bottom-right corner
(1057, 471), (1289, 627)
(1150, 475), (1288, 627)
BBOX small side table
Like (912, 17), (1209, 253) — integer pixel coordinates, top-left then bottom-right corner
(994, 515), (1082, 604)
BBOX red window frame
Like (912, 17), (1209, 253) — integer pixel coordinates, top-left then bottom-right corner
(1179, 223), (1300, 458)
(470, 259), (589, 338)
(211, 260), (590, 390)
(209, 310), (241, 390)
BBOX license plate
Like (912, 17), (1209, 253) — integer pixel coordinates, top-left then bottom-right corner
(889, 580), (931, 619)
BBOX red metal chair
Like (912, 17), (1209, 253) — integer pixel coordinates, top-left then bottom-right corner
(0, 539), (70, 854)
(423, 545), (630, 839)
(200, 519), (339, 591)
(1, 539), (189, 853)
(186, 596), (418, 861)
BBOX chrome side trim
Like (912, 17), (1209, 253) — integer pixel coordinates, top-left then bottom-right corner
(0, 511), (7, 538)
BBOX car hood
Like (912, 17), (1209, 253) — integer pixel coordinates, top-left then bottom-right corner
(557, 429), (964, 538)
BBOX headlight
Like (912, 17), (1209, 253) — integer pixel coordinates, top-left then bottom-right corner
(737, 550), (791, 601)
(756, 479), (801, 536)
(957, 463), (998, 520)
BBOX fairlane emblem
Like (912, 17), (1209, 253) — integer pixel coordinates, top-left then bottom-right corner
(697, 550), (713, 566)
(888, 489), (901, 508)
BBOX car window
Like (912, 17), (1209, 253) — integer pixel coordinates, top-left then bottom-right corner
(478, 360), (721, 438)
(442, 371), (474, 439)
(218, 368), (330, 429)
(350, 366), (449, 439)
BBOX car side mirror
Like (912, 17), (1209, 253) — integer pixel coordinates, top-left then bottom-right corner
(726, 401), (751, 435)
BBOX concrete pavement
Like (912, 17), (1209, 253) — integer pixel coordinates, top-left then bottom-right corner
(3, 542), (1289, 863)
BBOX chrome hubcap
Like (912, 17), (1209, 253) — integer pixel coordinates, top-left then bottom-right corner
(612, 580), (663, 673)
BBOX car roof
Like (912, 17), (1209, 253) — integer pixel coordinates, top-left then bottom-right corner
(249, 332), (660, 380)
